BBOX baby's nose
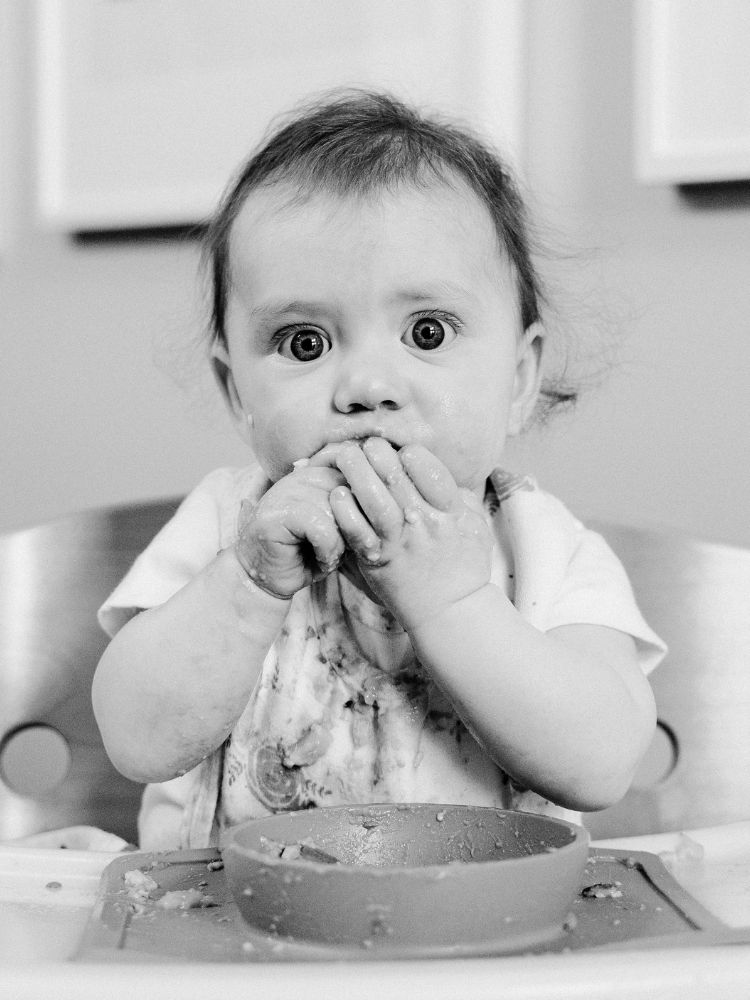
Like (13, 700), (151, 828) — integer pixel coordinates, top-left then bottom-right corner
(332, 350), (408, 413)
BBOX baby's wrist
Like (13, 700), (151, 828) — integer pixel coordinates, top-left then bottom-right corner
(228, 544), (294, 603)
(404, 582), (498, 636)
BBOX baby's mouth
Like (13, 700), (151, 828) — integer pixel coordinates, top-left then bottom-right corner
(301, 435), (401, 467)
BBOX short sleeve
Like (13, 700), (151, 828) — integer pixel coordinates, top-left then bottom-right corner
(495, 484), (667, 676)
(545, 526), (667, 675)
(97, 465), (268, 637)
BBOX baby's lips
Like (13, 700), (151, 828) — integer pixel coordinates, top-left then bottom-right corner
(302, 441), (359, 468)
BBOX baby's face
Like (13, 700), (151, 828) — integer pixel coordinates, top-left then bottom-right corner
(220, 178), (541, 494)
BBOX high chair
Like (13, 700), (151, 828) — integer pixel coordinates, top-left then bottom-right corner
(1, 500), (748, 844)
(585, 520), (750, 837)
(0, 498), (180, 844)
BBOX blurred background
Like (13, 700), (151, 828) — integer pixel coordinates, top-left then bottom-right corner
(1, 0), (749, 546)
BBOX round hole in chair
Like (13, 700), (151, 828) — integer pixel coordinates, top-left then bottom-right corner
(0, 724), (72, 796)
(630, 720), (679, 790)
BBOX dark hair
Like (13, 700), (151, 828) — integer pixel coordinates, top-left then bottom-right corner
(203, 89), (576, 413)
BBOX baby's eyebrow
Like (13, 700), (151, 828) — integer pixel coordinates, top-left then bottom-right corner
(250, 299), (333, 321)
(248, 285), (474, 326)
(390, 283), (472, 306)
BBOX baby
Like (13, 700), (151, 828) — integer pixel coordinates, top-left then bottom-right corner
(93, 91), (665, 850)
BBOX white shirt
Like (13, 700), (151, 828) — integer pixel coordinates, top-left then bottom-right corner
(99, 466), (666, 849)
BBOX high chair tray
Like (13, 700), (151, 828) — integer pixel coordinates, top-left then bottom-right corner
(74, 847), (750, 963)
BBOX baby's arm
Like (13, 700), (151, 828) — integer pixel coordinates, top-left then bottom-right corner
(409, 597), (655, 812)
(92, 466), (345, 783)
(327, 439), (656, 812)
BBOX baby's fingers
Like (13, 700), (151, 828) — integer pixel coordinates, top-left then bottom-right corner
(334, 442), (405, 536)
(291, 464), (346, 491)
(399, 444), (459, 511)
(329, 486), (383, 564)
(298, 444), (347, 471)
(360, 436), (423, 514)
(282, 503), (345, 578)
(237, 495), (345, 586)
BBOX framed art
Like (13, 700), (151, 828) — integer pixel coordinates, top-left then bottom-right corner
(35, 0), (527, 230)
(635, 0), (750, 183)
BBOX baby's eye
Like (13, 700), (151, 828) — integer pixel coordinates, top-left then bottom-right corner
(403, 315), (457, 352)
(278, 328), (331, 362)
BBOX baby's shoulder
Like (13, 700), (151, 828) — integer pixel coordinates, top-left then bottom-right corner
(491, 477), (586, 544)
(166, 464), (271, 552)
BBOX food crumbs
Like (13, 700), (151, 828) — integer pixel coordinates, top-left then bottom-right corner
(156, 888), (218, 910)
(581, 882), (624, 899)
(122, 868), (159, 905)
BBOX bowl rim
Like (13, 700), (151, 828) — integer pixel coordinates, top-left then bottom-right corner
(222, 802), (591, 876)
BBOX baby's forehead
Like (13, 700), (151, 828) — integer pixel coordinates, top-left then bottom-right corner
(230, 175), (506, 259)
(226, 177), (521, 327)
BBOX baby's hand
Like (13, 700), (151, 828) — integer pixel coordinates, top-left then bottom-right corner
(235, 465), (346, 599)
(326, 438), (493, 629)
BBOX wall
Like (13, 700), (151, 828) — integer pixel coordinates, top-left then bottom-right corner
(506, 0), (750, 545)
(2, 1), (749, 545)
(0, 3), (248, 534)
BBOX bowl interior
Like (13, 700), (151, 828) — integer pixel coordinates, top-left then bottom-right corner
(226, 802), (580, 869)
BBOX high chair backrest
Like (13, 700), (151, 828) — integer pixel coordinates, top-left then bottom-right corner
(586, 521), (750, 837)
(0, 498), (180, 844)
(2, 502), (748, 843)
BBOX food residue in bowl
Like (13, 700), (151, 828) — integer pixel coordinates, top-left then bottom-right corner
(258, 836), (338, 864)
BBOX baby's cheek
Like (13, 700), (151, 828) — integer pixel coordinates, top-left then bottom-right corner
(252, 414), (310, 481)
(438, 420), (504, 489)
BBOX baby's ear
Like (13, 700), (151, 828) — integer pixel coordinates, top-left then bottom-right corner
(508, 324), (544, 435)
(211, 341), (253, 444)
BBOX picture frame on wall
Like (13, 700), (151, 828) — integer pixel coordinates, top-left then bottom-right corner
(35, 0), (527, 231)
(635, 0), (750, 184)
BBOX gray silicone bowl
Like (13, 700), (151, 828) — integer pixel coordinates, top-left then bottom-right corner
(222, 803), (590, 954)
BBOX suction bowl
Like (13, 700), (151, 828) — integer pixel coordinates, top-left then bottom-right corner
(222, 803), (590, 953)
